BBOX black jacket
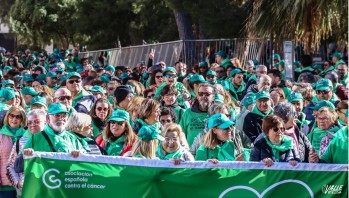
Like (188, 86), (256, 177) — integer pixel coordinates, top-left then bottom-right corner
(243, 112), (264, 143)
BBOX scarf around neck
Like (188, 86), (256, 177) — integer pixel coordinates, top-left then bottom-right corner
(264, 135), (293, 162)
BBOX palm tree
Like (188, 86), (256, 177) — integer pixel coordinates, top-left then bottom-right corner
(245, 0), (348, 54)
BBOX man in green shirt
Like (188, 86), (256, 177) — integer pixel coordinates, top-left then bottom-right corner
(45, 71), (59, 90)
(64, 53), (77, 72)
(337, 63), (348, 87)
(331, 52), (345, 69)
(23, 102), (85, 154)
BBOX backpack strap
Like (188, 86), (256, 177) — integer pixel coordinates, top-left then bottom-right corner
(42, 131), (57, 152)
(16, 139), (20, 154)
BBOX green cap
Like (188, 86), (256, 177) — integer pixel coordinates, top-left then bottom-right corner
(208, 113), (234, 129)
(47, 102), (69, 115)
(21, 87), (38, 96)
(230, 69), (244, 77)
(2, 80), (15, 87)
(46, 71), (57, 78)
(252, 59), (259, 66)
(119, 72), (129, 80)
(38, 53), (45, 57)
(68, 72), (81, 79)
(287, 92), (303, 103)
(255, 91), (270, 100)
(36, 74), (46, 81)
(56, 67), (64, 72)
(214, 94), (224, 103)
(99, 75), (111, 83)
(88, 55), (93, 59)
(331, 52), (342, 59)
(162, 67), (177, 75)
(0, 87), (17, 102)
(105, 65), (115, 72)
(89, 85), (106, 94)
(311, 100), (335, 111)
(23, 74), (34, 82)
(273, 54), (281, 60)
(315, 78), (333, 91)
(30, 96), (47, 107)
(189, 74), (206, 83)
(293, 61), (301, 68)
(138, 126), (164, 141)
(4, 66), (12, 71)
(206, 70), (217, 76)
(220, 59), (233, 69)
(199, 61), (208, 67)
(108, 109), (130, 122)
(60, 74), (70, 82)
(215, 50), (227, 59)
(92, 63), (100, 68)
(313, 64), (323, 70)
(242, 94), (256, 108)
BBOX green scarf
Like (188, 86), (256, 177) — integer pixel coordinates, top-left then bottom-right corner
(251, 105), (273, 118)
(338, 119), (347, 126)
(44, 124), (78, 153)
(136, 119), (161, 131)
(157, 143), (186, 160)
(308, 125), (340, 154)
(263, 135), (293, 162)
(0, 124), (25, 143)
(106, 135), (125, 156)
(72, 133), (92, 152)
(22, 130), (32, 138)
(216, 141), (236, 161)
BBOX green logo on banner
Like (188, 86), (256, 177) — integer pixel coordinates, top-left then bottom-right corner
(42, 168), (61, 189)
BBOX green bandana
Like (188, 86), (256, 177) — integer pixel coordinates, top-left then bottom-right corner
(106, 135), (125, 156)
(0, 124), (25, 143)
(136, 119), (161, 131)
(251, 105), (273, 118)
(157, 143), (187, 160)
(44, 124), (78, 153)
(309, 126), (340, 154)
(263, 135), (293, 162)
(216, 141), (236, 161)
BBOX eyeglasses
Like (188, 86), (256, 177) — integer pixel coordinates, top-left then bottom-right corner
(56, 96), (72, 101)
(96, 107), (108, 111)
(9, 114), (22, 120)
(165, 137), (178, 142)
(110, 121), (124, 126)
(54, 113), (67, 119)
(165, 74), (177, 78)
(28, 120), (43, 126)
(160, 119), (172, 124)
(215, 70), (224, 73)
(316, 90), (330, 95)
(317, 117), (329, 122)
(147, 94), (155, 98)
(206, 75), (215, 79)
(272, 127), (285, 132)
(155, 75), (163, 79)
(68, 79), (81, 84)
(198, 92), (212, 97)
(108, 87), (115, 91)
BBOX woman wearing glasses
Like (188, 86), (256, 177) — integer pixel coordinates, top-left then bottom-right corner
(89, 98), (113, 139)
(195, 113), (245, 163)
(160, 85), (185, 123)
(0, 106), (27, 198)
(97, 110), (137, 156)
(250, 115), (299, 167)
(148, 69), (164, 89)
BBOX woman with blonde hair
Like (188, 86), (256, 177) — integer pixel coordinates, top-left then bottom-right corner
(195, 113), (245, 163)
(133, 98), (161, 133)
(126, 96), (145, 127)
(126, 80), (145, 97)
(131, 125), (164, 159)
(157, 123), (194, 164)
(97, 110), (137, 156)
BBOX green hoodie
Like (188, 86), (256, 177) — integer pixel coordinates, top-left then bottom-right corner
(320, 126), (348, 164)
(195, 141), (237, 161)
(24, 124), (85, 152)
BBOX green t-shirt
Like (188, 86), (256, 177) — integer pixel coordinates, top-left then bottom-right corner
(64, 61), (77, 72)
(307, 126), (340, 154)
(320, 126), (348, 164)
(179, 109), (208, 146)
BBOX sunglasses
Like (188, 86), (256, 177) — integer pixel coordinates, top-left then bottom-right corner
(9, 114), (22, 120)
(68, 79), (81, 84)
(316, 90), (330, 95)
(110, 120), (124, 126)
(147, 94), (155, 98)
(215, 70), (224, 73)
(160, 119), (172, 124)
(272, 127), (285, 132)
(155, 75), (163, 79)
(108, 87), (115, 91)
(206, 75), (215, 79)
(57, 96), (72, 101)
(165, 74), (177, 78)
(96, 107), (108, 111)
(198, 92), (212, 97)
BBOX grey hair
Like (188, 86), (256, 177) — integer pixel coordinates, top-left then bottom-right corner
(256, 65), (267, 71)
(208, 103), (230, 117)
(299, 72), (315, 83)
(325, 71), (339, 84)
(66, 112), (92, 132)
(273, 102), (297, 123)
(27, 109), (47, 119)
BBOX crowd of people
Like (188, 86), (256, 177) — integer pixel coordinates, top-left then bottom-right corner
(0, 48), (348, 197)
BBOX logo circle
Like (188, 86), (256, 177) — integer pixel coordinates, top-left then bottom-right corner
(42, 168), (62, 189)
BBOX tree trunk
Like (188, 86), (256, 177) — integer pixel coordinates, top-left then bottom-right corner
(173, 11), (194, 40)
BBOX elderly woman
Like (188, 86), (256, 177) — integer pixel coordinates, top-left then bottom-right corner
(307, 107), (340, 156)
(160, 84), (186, 123)
(133, 99), (161, 134)
(67, 112), (103, 155)
(131, 125), (164, 159)
(96, 110), (137, 156)
(250, 115), (299, 167)
(0, 106), (27, 197)
(157, 123), (194, 164)
(195, 114), (245, 163)
(89, 98), (113, 138)
(274, 102), (312, 162)
(7, 109), (46, 197)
